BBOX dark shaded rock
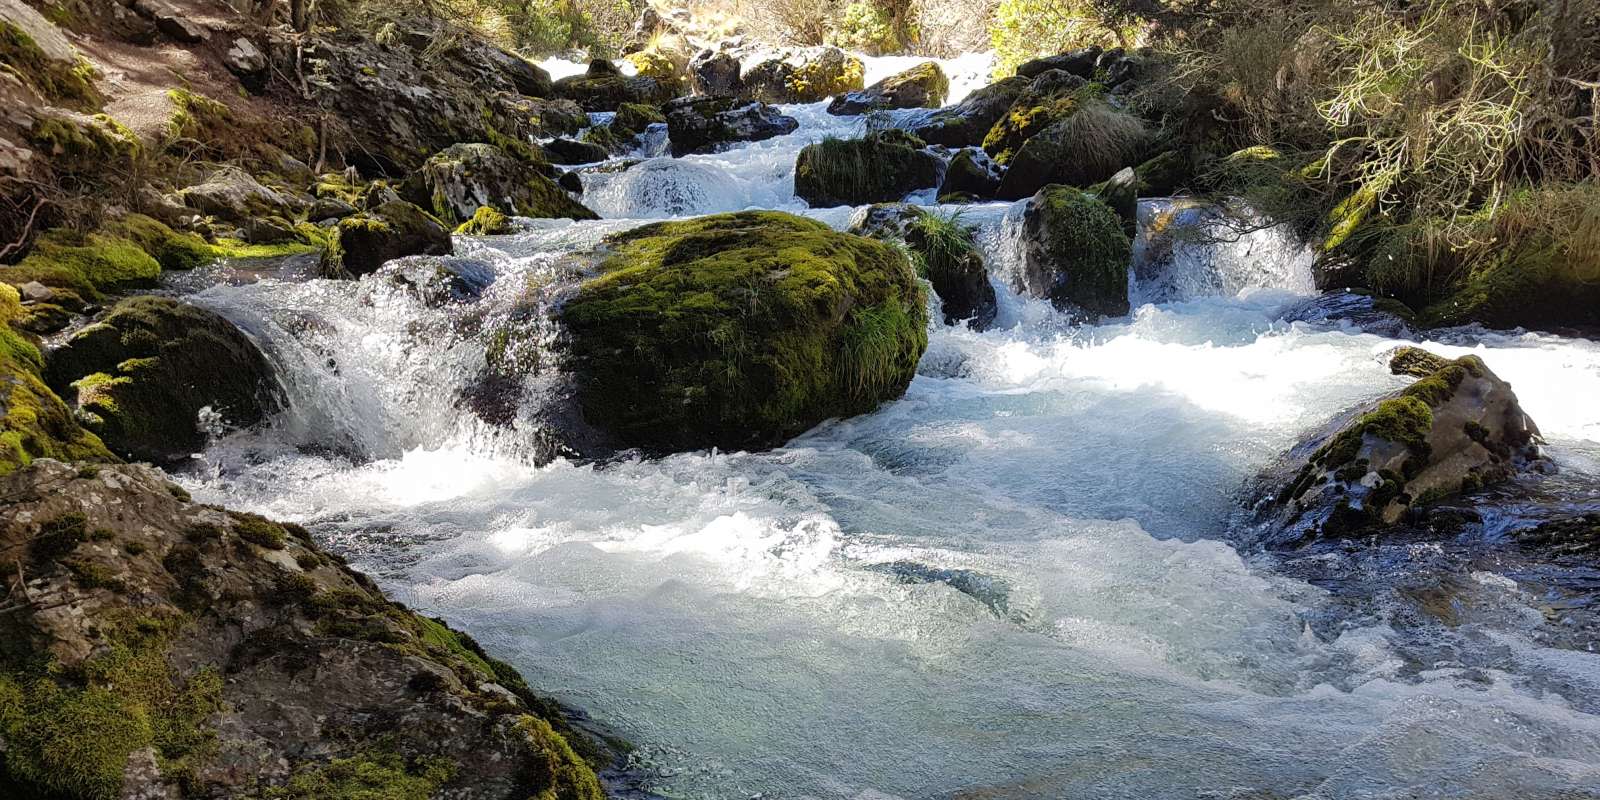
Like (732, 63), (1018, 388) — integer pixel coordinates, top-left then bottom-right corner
(319, 200), (452, 279)
(1518, 513), (1600, 556)
(0, 459), (609, 800)
(909, 76), (1028, 147)
(1093, 167), (1138, 237)
(44, 296), (278, 463)
(223, 37), (268, 93)
(689, 47), (743, 96)
(554, 62), (675, 112)
(414, 143), (596, 224)
(794, 130), (941, 207)
(131, 0), (207, 43)
(307, 196), (357, 222)
(1017, 185), (1131, 317)
(937, 147), (1002, 201)
(664, 96), (798, 156)
(827, 61), (948, 115)
(1279, 291), (1417, 339)
(612, 102), (665, 136)
(243, 215), (298, 244)
(979, 72), (1089, 166)
(544, 137), (611, 164)
(1016, 47), (1101, 79)
(996, 100), (1147, 200)
(553, 211), (927, 454)
(1253, 350), (1543, 544)
(848, 203), (997, 330)
(485, 48), (553, 97)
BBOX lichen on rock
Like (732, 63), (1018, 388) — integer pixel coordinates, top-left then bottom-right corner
(554, 210), (928, 454)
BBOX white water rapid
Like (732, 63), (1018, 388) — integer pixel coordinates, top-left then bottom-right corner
(170, 55), (1600, 800)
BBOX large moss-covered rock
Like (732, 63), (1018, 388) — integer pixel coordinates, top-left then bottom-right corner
(793, 130), (941, 207)
(319, 200), (453, 279)
(980, 73), (1090, 166)
(1016, 185), (1131, 317)
(0, 284), (112, 476)
(0, 459), (610, 800)
(4, 226), (160, 299)
(827, 61), (948, 115)
(849, 204), (997, 330)
(908, 76), (1028, 148)
(612, 101), (665, 137)
(743, 46), (865, 103)
(1256, 348), (1542, 544)
(557, 211), (928, 453)
(415, 142), (597, 225)
(664, 95), (799, 156)
(44, 296), (279, 464)
(553, 61), (676, 112)
(995, 99), (1147, 200)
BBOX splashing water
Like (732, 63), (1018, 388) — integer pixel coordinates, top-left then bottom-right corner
(174, 79), (1600, 800)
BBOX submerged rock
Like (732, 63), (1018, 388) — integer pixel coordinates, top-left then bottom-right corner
(0, 459), (610, 800)
(555, 211), (927, 453)
(827, 61), (948, 115)
(664, 95), (799, 156)
(1280, 291), (1417, 338)
(848, 203), (996, 329)
(44, 296), (279, 463)
(414, 142), (596, 225)
(319, 199), (453, 278)
(1016, 185), (1132, 317)
(793, 130), (941, 207)
(1255, 347), (1543, 543)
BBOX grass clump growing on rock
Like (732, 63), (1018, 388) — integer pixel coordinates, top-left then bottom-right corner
(794, 131), (940, 207)
(266, 751), (456, 800)
(557, 211), (928, 453)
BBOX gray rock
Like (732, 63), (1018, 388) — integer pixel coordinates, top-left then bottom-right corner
(908, 76), (1028, 147)
(180, 166), (300, 222)
(828, 61), (948, 116)
(131, 0), (207, 42)
(412, 142), (595, 224)
(224, 37), (268, 91)
(689, 47), (743, 96)
(665, 96), (798, 156)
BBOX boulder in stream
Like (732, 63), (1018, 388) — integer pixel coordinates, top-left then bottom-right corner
(1016, 185), (1132, 317)
(995, 100), (1147, 200)
(848, 203), (997, 330)
(554, 60), (676, 112)
(0, 459), (610, 800)
(743, 46), (865, 103)
(827, 61), (948, 115)
(555, 211), (928, 453)
(413, 142), (596, 226)
(664, 95), (799, 156)
(44, 296), (279, 464)
(908, 76), (1029, 148)
(937, 147), (1002, 201)
(319, 200), (453, 279)
(793, 130), (941, 207)
(1255, 347), (1543, 543)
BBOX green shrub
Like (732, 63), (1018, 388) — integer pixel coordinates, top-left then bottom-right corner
(988, 0), (1135, 76)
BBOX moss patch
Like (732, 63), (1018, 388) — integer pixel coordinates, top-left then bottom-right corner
(794, 131), (940, 207)
(265, 751), (455, 800)
(455, 206), (513, 236)
(557, 211), (928, 453)
(5, 227), (161, 298)
(0, 284), (113, 476)
(0, 21), (100, 108)
(1027, 185), (1131, 316)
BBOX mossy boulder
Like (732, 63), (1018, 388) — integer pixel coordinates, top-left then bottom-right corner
(743, 46), (865, 104)
(1256, 348), (1543, 544)
(664, 95), (799, 156)
(908, 76), (1029, 148)
(612, 101), (665, 137)
(849, 204), (997, 330)
(995, 99), (1147, 200)
(553, 61), (676, 112)
(794, 130), (941, 208)
(0, 284), (113, 476)
(455, 206), (514, 236)
(1016, 185), (1131, 317)
(556, 211), (928, 453)
(3, 226), (161, 299)
(0, 2), (100, 108)
(980, 73), (1090, 166)
(25, 113), (140, 178)
(43, 296), (279, 464)
(0, 459), (611, 800)
(827, 61), (948, 116)
(543, 137), (611, 165)
(415, 142), (597, 226)
(319, 200), (453, 279)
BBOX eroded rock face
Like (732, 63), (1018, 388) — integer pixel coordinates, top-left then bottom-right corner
(552, 211), (928, 454)
(1016, 185), (1132, 317)
(1254, 347), (1543, 544)
(664, 95), (798, 156)
(44, 296), (279, 464)
(827, 61), (948, 116)
(0, 459), (609, 800)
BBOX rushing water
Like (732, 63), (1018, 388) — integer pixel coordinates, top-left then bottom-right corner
(169, 56), (1600, 799)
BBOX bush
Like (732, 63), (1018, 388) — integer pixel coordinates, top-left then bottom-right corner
(988, 0), (1137, 76)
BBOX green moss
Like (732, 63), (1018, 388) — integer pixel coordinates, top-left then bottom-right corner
(266, 750), (456, 800)
(25, 114), (139, 175)
(1309, 395), (1435, 477)
(6, 228), (161, 298)
(0, 22), (100, 107)
(1030, 185), (1131, 316)
(454, 206), (513, 236)
(414, 617), (496, 681)
(557, 211), (927, 452)
(212, 238), (322, 259)
(103, 214), (215, 271)
(517, 715), (604, 800)
(983, 83), (1101, 166)
(611, 102), (665, 137)
(0, 613), (221, 800)
(164, 88), (232, 144)
(794, 131), (940, 207)
(231, 512), (288, 549)
(0, 285), (114, 476)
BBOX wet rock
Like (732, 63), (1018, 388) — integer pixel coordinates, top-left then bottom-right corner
(1093, 167), (1138, 237)
(689, 47), (743, 96)
(553, 211), (927, 454)
(848, 203), (997, 330)
(0, 459), (609, 800)
(1015, 47), (1101, 79)
(827, 61), (948, 115)
(1255, 348), (1543, 543)
(743, 46), (864, 104)
(612, 102), (665, 137)
(908, 76), (1028, 148)
(544, 137), (611, 165)
(1279, 291), (1416, 339)
(319, 200), (452, 279)
(1518, 513), (1600, 556)
(794, 130), (941, 207)
(414, 142), (596, 224)
(664, 96), (798, 156)
(44, 296), (279, 463)
(1016, 185), (1131, 317)
(995, 101), (1147, 200)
